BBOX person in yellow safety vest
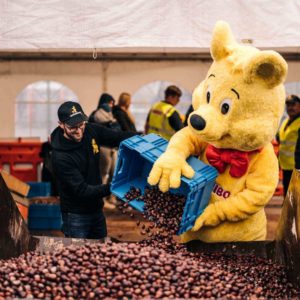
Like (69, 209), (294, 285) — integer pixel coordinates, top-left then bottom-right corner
(278, 94), (300, 196)
(296, 128), (300, 170)
(145, 85), (184, 140)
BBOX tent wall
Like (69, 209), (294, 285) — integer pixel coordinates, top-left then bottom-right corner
(0, 58), (300, 138)
(1, 1), (300, 52)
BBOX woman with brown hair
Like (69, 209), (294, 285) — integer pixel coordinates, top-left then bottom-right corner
(113, 92), (137, 132)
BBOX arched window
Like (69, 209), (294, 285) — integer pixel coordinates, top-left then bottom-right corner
(132, 81), (192, 131)
(285, 82), (300, 95)
(15, 81), (79, 141)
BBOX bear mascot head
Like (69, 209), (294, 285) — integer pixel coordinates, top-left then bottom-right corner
(190, 21), (286, 151)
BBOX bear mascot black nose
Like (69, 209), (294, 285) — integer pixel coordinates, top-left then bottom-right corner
(190, 114), (206, 130)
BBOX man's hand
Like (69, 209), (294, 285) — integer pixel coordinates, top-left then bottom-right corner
(148, 150), (194, 192)
(100, 183), (111, 197)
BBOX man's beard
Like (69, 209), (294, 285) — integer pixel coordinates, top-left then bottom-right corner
(64, 129), (82, 142)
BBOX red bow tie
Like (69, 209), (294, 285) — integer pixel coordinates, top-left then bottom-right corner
(206, 145), (259, 178)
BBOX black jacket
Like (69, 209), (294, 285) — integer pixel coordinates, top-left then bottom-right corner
(51, 123), (135, 214)
(113, 105), (137, 132)
(184, 104), (193, 126)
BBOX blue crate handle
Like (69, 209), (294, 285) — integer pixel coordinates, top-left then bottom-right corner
(116, 155), (125, 175)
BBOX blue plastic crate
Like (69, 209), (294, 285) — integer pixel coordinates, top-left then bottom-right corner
(111, 134), (218, 235)
(28, 204), (62, 230)
(28, 218), (62, 230)
(27, 182), (51, 198)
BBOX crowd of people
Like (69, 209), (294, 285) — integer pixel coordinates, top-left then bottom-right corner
(42, 86), (300, 240)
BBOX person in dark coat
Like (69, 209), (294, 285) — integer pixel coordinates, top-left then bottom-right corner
(51, 101), (135, 239)
(113, 92), (137, 132)
(39, 140), (58, 196)
(89, 93), (121, 188)
(89, 93), (119, 129)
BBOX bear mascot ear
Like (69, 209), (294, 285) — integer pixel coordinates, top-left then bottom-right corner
(211, 21), (237, 61)
(243, 51), (287, 88)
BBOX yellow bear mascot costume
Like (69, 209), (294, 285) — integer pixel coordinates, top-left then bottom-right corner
(148, 21), (288, 242)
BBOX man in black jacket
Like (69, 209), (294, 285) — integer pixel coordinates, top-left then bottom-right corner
(51, 101), (135, 239)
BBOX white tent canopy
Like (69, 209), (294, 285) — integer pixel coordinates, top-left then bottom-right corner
(1, 0), (300, 53)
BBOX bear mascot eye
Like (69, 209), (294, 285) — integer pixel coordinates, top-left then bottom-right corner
(206, 90), (211, 103)
(220, 99), (232, 114)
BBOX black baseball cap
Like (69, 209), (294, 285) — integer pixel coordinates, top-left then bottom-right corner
(286, 95), (300, 105)
(58, 101), (88, 126)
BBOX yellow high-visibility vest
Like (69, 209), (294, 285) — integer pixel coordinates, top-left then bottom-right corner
(278, 117), (300, 170)
(146, 101), (177, 140)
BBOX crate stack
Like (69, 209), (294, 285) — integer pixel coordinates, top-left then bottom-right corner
(0, 138), (43, 182)
(0, 138), (62, 230)
(27, 182), (62, 230)
(0, 170), (62, 231)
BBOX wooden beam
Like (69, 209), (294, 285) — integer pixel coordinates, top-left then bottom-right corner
(0, 169), (30, 197)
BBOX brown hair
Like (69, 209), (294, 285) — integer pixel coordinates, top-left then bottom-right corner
(118, 92), (131, 108)
(165, 85), (182, 98)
